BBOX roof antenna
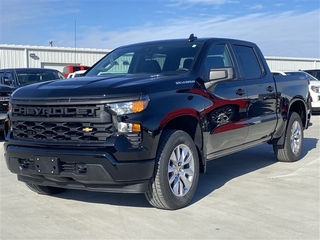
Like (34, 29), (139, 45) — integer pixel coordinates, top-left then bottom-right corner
(188, 33), (197, 42)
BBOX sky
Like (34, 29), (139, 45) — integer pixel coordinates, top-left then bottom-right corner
(0, 0), (319, 58)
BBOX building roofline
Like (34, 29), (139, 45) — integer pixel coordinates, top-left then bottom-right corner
(0, 44), (111, 53)
(265, 56), (320, 61)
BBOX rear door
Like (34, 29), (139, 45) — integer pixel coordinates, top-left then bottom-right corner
(232, 44), (277, 143)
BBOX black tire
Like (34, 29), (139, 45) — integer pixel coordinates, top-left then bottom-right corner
(273, 112), (303, 162)
(145, 130), (199, 210)
(26, 183), (67, 195)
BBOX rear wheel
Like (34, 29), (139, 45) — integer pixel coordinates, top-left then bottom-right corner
(26, 183), (67, 195)
(273, 112), (303, 162)
(145, 130), (199, 210)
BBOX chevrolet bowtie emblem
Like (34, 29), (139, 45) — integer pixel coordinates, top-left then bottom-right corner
(82, 127), (93, 132)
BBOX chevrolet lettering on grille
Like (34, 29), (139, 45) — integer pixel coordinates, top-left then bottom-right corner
(12, 106), (99, 116)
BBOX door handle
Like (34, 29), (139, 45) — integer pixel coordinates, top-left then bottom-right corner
(236, 88), (245, 96)
(266, 86), (274, 92)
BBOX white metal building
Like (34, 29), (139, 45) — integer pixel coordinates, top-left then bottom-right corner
(265, 56), (320, 71)
(1, 44), (319, 72)
(0, 44), (110, 72)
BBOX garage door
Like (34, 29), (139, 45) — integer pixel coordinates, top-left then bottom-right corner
(41, 63), (72, 72)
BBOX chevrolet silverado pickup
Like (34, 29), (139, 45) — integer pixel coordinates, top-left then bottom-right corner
(4, 35), (311, 210)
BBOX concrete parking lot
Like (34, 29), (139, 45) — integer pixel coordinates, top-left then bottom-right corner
(1, 115), (319, 240)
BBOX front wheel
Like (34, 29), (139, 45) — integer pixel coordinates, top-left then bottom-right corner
(145, 130), (199, 210)
(26, 183), (67, 195)
(273, 112), (303, 162)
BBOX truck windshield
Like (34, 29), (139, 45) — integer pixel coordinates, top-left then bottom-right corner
(16, 69), (65, 86)
(85, 42), (203, 77)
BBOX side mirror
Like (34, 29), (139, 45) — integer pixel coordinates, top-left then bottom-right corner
(209, 67), (234, 81)
(205, 67), (235, 89)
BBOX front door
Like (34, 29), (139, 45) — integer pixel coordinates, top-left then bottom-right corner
(204, 44), (248, 158)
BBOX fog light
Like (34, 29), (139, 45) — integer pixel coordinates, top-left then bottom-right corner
(132, 123), (141, 132)
(118, 122), (141, 133)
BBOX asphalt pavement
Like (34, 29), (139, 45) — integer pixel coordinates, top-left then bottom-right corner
(1, 115), (319, 240)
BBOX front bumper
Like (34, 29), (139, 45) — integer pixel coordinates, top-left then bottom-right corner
(4, 144), (155, 193)
(311, 101), (320, 112)
(310, 91), (320, 112)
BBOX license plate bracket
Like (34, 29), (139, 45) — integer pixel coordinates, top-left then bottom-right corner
(34, 156), (60, 175)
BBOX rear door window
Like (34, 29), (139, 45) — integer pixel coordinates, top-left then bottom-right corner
(233, 45), (263, 79)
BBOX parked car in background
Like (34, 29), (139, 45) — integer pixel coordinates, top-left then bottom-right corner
(67, 70), (87, 78)
(62, 65), (90, 78)
(0, 68), (65, 136)
(272, 70), (320, 113)
(0, 68), (65, 86)
(302, 69), (320, 80)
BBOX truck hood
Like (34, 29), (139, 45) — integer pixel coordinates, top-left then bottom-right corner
(0, 84), (17, 93)
(11, 74), (185, 100)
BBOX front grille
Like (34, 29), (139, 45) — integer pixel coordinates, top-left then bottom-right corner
(12, 121), (113, 142)
(0, 101), (9, 112)
(0, 101), (8, 113)
(11, 102), (114, 143)
(0, 92), (11, 113)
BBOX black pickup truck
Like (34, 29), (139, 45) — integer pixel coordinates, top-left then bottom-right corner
(0, 68), (65, 135)
(4, 35), (311, 210)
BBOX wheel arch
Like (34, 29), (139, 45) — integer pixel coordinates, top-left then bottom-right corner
(160, 114), (206, 173)
(271, 97), (309, 146)
(289, 97), (309, 130)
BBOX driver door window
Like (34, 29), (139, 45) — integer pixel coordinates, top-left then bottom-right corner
(204, 44), (232, 79)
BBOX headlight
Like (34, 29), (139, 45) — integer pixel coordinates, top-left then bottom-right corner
(107, 95), (149, 115)
(310, 86), (319, 93)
